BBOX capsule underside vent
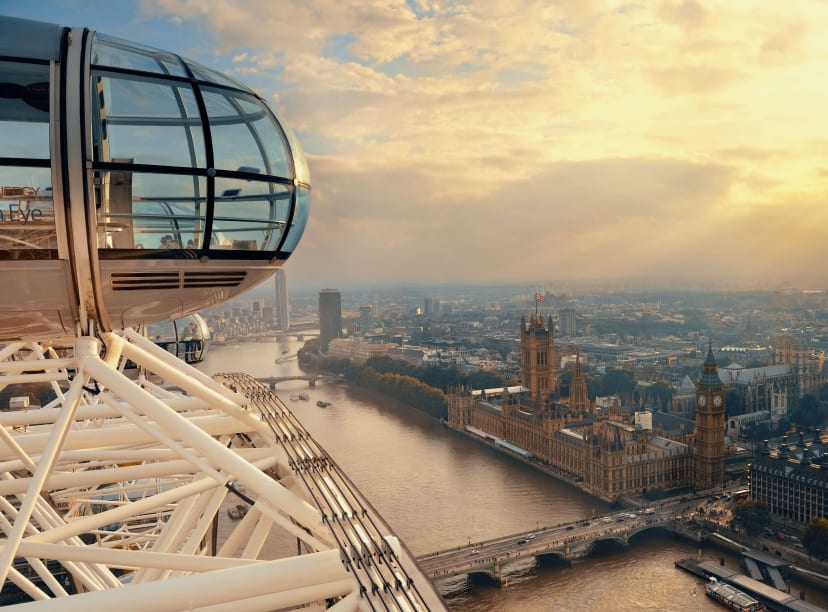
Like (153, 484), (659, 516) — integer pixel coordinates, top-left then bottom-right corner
(110, 271), (247, 291)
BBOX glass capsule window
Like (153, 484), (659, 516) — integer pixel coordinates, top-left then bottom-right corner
(96, 173), (207, 250)
(280, 186), (310, 253)
(91, 35), (188, 78)
(212, 179), (290, 250)
(92, 73), (206, 168)
(202, 88), (291, 177)
(0, 60), (57, 256)
(90, 34), (309, 259)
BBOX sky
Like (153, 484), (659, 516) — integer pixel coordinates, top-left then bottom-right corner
(5, 1), (828, 293)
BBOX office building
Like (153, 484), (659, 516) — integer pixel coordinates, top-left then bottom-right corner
(559, 307), (577, 337)
(319, 288), (342, 351)
(358, 305), (374, 335)
(750, 434), (828, 525)
(423, 297), (441, 318)
(274, 269), (290, 331)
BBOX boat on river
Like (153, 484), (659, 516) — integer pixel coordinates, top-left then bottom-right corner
(290, 393), (310, 401)
(317, 400), (331, 408)
(705, 578), (767, 612)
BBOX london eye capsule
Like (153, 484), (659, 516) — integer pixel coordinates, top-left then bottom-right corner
(147, 313), (211, 364)
(0, 16), (310, 342)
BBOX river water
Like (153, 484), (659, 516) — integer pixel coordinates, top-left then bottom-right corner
(198, 339), (827, 612)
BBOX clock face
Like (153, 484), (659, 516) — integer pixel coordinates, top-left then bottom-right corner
(697, 395), (707, 407)
(713, 395), (723, 408)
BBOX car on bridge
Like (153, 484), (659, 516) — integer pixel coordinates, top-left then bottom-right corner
(517, 539), (528, 545)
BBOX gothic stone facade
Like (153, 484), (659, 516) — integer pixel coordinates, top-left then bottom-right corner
(446, 322), (727, 502)
(447, 390), (693, 502)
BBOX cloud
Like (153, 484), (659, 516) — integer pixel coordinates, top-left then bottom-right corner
(287, 156), (739, 287)
(136, 0), (828, 290)
(657, 0), (708, 30)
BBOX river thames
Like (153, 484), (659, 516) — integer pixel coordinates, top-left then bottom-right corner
(198, 338), (826, 612)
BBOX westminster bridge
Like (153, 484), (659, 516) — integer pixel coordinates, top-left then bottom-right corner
(416, 505), (704, 585)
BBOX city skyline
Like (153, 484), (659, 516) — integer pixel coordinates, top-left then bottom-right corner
(6, 2), (828, 291)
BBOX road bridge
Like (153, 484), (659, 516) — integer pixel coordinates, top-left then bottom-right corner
(417, 507), (700, 585)
(258, 374), (346, 388)
(218, 329), (320, 343)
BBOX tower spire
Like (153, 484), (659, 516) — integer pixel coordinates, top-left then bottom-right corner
(520, 309), (556, 406)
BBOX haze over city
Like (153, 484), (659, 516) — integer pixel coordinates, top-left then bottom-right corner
(6, 1), (828, 291)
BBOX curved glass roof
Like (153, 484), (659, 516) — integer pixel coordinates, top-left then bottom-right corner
(89, 33), (310, 258)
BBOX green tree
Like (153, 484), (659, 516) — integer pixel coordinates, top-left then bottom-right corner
(297, 338), (321, 368)
(602, 368), (636, 400)
(803, 517), (828, 561)
(732, 500), (771, 536)
(466, 370), (508, 391)
(790, 394), (828, 429)
(366, 356), (416, 378)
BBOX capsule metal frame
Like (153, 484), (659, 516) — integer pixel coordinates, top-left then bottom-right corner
(0, 16), (310, 341)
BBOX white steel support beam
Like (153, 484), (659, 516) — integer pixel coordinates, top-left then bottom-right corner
(83, 357), (323, 530)
(8, 551), (352, 612)
(14, 541), (261, 572)
(0, 339), (93, 586)
(0, 334), (443, 610)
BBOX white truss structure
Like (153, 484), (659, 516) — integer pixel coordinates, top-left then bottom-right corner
(0, 330), (443, 611)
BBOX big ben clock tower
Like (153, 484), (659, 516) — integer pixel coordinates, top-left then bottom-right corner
(694, 344), (726, 488)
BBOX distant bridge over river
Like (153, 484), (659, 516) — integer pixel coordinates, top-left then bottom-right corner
(257, 374), (346, 389)
(416, 507), (701, 585)
(225, 330), (319, 342)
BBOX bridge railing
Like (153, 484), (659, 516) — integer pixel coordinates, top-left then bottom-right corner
(417, 511), (674, 561)
(417, 517), (591, 560)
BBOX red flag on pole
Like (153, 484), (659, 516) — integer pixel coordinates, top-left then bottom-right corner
(535, 293), (544, 302)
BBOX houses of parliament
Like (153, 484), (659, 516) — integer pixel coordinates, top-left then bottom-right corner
(446, 313), (726, 502)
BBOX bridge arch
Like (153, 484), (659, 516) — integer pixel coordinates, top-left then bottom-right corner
(269, 375), (315, 387)
(467, 570), (501, 585)
(627, 523), (673, 541)
(585, 534), (628, 555)
(536, 551), (569, 566)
